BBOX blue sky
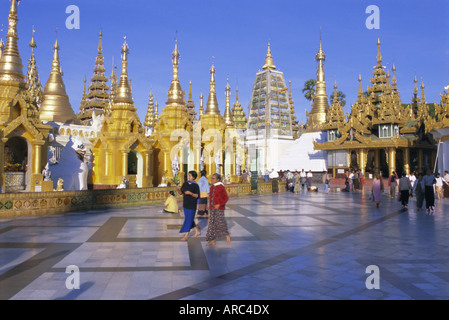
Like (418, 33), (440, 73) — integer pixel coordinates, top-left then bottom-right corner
(2, 0), (448, 125)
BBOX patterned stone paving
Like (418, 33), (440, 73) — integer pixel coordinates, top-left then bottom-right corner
(1, 188), (448, 300)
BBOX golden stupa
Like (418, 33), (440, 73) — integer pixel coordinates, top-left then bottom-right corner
(90, 37), (154, 189)
(152, 39), (194, 186)
(39, 39), (75, 123)
(305, 36), (329, 132)
(0, 0), (52, 193)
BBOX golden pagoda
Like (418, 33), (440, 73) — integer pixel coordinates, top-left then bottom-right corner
(314, 38), (436, 177)
(144, 89), (157, 135)
(199, 62), (227, 177)
(305, 36), (329, 132)
(152, 39), (193, 185)
(39, 39), (76, 123)
(231, 87), (247, 130)
(90, 37), (154, 189)
(0, 0), (52, 193)
(78, 31), (110, 124)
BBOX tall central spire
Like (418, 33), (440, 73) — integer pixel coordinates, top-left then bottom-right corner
(205, 61), (220, 115)
(262, 43), (276, 70)
(114, 36), (133, 105)
(0, 0), (24, 82)
(224, 77), (234, 127)
(166, 37), (184, 106)
(305, 33), (329, 133)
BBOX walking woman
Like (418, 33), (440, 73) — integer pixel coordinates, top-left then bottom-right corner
(197, 170), (210, 217)
(398, 172), (412, 208)
(371, 173), (384, 208)
(413, 173), (425, 211)
(422, 169), (436, 213)
(294, 171), (301, 195)
(177, 171), (201, 241)
(206, 173), (230, 246)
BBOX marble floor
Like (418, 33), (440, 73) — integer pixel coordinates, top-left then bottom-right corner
(1, 188), (449, 300)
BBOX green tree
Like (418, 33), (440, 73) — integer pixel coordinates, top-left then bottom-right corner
(302, 79), (316, 101)
(329, 91), (347, 107)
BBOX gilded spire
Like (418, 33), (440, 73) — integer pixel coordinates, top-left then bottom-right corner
(420, 80), (426, 102)
(231, 86), (247, 130)
(26, 27), (43, 107)
(358, 74), (363, 98)
(40, 39), (75, 123)
(376, 38), (382, 67)
(199, 91), (204, 117)
(306, 33), (329, 132)
(0, 0), (24, 82)
(224, 77), (234, 127)
(333, 81), (338, 101)
(144, 90), (156, 128)
(166, 37), (184, 106)
(114, 36), (133, 105)
(262, 43), (276, 70)
(205, 61), (220, 115)
(79, 31), (110, 122)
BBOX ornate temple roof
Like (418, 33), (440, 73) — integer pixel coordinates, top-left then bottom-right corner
(78, 31), (110, 123)
(315, 38), (435, 152)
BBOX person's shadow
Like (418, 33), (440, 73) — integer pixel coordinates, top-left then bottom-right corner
(54, 281), (95, 300)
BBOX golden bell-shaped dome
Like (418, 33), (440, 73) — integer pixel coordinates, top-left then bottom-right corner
(39, 40), (75, 123)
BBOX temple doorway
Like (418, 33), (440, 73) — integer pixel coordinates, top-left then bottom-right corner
(128, 150), (143, 188)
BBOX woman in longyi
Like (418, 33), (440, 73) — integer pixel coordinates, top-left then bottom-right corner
(205, 173), (230, 246)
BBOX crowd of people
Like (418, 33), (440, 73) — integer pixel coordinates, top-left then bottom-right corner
(371, 169), (449, 213)
(162, 168), (449, 243)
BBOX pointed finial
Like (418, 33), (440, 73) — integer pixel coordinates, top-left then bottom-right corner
(376, 38), (382, 65)
(333, 81), (339, 102)
(29, 26), (36, 48)
(262, 43), (276, 70)
(98, 30), (103, 53)
(358, 74), (363, 97)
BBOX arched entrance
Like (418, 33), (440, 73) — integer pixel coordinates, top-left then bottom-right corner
(4, 137), (31, 192)
(128, 150), (143, 188)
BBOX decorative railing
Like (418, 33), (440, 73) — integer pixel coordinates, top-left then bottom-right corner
(0, 183), (272, 217)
